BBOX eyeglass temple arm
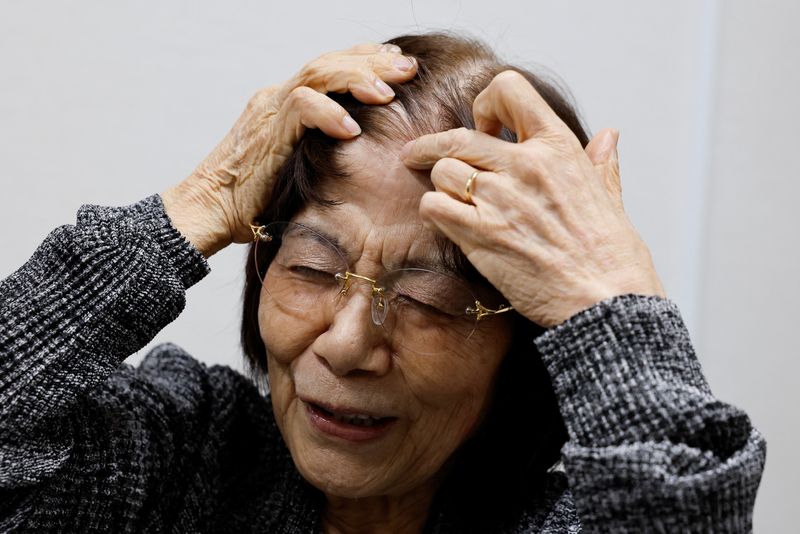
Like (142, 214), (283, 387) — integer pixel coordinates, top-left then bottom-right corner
(466, 301), (514, 320)
(249, 235), (509, 321)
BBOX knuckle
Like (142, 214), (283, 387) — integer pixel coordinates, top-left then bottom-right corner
(448, 127), (472, 152)
(419, 192), (450, 222)
(287, 86), (316, 106)
(517, 156), (546, 180)
(245, 92), (265, 112)
(352, 43), (382, 54)
(429, 163), (449, 187)
(517, 152), (543, 180)
(472, 91), (488, 113)
(356, 66), (377, 85)
(430, 157), (454, 178)
(493, 69), (526, 90)
(285, 85), (318, 110)
(364, 55), (379, 70)
(297, 61), (327, 86)
(251, 87), (270, 101)
(246, 86), (275, 109)
(418, 192), (438, 218)
(379, 43), (402, 54)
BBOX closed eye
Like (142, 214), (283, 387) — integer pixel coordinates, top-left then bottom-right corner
(288, 265), (338, 282)
(393, 294), (457, 318)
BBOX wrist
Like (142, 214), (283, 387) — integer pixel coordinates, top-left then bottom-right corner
(548, 273), (666, 328)
(161, 184), (231, 258)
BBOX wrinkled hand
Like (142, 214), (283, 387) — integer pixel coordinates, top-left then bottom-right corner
(162, 43), (417, 257)
(400, 70), (665, 328)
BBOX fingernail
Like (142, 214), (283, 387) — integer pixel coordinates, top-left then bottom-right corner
(608, 128), (620, 146)
(393, 56), (415, 71)
(399, 140), (415, 160)
(342, 115), (361, 135)
(598, 130), (617, 159)
(381, 43), (402, 54)
(609, 129), (620, 159)
(374, 78), (395, 97)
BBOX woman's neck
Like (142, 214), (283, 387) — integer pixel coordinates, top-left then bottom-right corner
(321, 484), (438, 534)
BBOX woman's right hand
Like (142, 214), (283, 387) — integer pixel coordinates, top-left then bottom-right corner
(161, 43), (417, 257)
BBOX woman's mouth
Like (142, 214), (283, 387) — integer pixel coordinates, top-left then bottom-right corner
(304, 400), (398, 442)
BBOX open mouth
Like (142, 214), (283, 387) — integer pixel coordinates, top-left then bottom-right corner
(304, 401), (399, 442)
(310, 403), (395, 428)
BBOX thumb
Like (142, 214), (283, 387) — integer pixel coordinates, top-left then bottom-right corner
(585, 127), (618, 165)
(586, 128), (623, 209)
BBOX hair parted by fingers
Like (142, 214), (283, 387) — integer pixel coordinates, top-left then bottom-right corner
(345, 33), (589, 147)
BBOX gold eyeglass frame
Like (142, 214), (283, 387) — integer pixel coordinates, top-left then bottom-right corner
(249, 222), (514, 322)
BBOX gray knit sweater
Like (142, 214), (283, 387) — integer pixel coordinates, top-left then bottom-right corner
(0, 195), (765, 533)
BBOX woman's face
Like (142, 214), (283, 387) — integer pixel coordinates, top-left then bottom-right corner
(258, 138), (513, 499)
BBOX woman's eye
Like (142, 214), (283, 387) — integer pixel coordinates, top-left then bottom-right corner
(394, 294), (454, 318)
(288, 265), (336, 281)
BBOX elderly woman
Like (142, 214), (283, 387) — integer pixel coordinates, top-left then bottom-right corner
(0, 33), (764, 533)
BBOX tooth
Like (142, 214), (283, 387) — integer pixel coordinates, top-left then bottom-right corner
(333, 412), (381, 427)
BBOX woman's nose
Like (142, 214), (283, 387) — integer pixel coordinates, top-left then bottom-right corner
(312, 290), (392, 377)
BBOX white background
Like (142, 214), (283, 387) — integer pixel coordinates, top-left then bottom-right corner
(1, 1), (797, 530)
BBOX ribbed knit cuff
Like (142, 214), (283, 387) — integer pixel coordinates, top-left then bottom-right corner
(76, 194), (210, 289)
(534, 294), (715, 448)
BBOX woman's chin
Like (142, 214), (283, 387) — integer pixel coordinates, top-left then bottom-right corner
(279, 399), (418, 498)
(292, 451), (391, 499)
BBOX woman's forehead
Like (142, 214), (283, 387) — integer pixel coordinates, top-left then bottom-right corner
(329, 137), (433, 207)
(292, 201), (445, 272)
(288, 153), (443, 270)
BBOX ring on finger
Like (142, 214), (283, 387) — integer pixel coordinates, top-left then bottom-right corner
(465, 170), (481, 205)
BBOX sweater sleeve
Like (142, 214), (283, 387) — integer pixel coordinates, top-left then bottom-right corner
(534, 295), (765, 533)
(0, 194), (210, 488)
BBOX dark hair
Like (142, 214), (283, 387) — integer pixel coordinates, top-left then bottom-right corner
(241, 32), (586, 528)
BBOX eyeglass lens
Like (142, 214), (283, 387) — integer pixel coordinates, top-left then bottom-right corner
(253, 221), (485, 355)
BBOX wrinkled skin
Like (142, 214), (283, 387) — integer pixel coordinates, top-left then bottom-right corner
(401, 70), (664, 327)
(261, 139), (514, 532)
(162, 43), (417, 256)
(161, 43), (665, 534)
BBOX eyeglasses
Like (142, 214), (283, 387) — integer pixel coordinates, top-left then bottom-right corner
(250, 221), (513, 355)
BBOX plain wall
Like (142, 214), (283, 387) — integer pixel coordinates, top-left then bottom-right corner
(698, 0), (800, 526)
(1, 1), (797, 530)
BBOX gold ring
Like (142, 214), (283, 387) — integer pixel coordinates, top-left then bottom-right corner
(465, 170), (480, 204)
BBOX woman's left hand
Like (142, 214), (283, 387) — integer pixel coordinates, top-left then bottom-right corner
(400, 70), (666, 328)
